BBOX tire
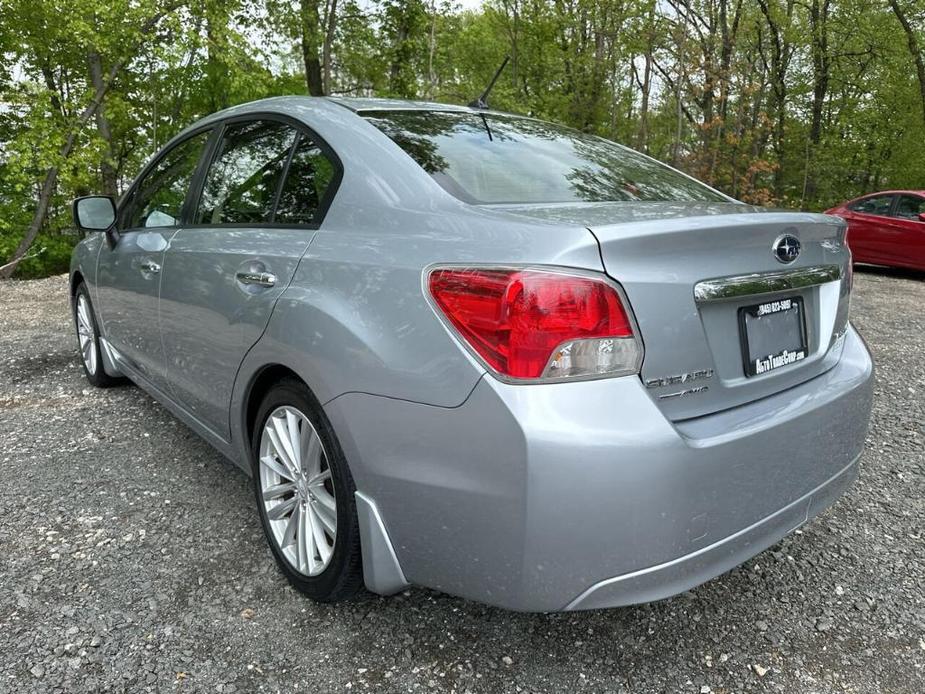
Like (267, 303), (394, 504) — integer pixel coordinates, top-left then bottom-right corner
(73, 282), (121, 388)
(251, 378), (364, 602)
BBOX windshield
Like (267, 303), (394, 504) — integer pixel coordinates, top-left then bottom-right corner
(363, 110), (728, 205)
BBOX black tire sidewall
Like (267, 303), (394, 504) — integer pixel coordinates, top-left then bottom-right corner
(250, 379), (362, 601)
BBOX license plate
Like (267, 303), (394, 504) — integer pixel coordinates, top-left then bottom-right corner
(739, 296), (807, 377)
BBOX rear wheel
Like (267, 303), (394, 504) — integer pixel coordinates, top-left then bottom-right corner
(73, 282), (120, 388)
(251, 379), (363, 601)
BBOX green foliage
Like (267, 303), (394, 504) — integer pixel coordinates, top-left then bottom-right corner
(1, 0), (924, 277)
(0, 229), (76, 278)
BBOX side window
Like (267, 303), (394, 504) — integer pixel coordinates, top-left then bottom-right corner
(126, 131), (210, 229)
(275, 134), (336, 224)
(195, 121), (296, 225)
(849, 195), (893, 216)
(893, 195), (925, 221)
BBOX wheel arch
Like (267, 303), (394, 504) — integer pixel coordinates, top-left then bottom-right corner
(242, 363), (310, 454)
(70, 270), (85, 297)
(236, 360), (409, 597)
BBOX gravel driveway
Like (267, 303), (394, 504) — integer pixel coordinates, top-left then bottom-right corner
(0, 268), (923, 693)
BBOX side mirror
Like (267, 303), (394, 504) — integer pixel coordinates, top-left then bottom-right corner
(919, 212), (925, 223)
(73, 196), (117, 232)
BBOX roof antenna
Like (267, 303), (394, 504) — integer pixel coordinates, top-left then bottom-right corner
(469, 56), (510, 110)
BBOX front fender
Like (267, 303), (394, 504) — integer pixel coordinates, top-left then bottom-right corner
(69, 233), (103, 294)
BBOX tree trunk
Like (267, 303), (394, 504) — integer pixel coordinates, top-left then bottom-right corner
(300, 0), (325, 96)
(387, 0), (419, 100)
(635, 6), (654, 151)
(799, 0), (831, 207)
(426, 0), (437, 99)
(808, 0), (830, 147)
(322, 0), (339, 94)
(890, 0), (925, 126)
(40, 62), (66, 119)
(757, 0), (794, 200)
(673, 23), (685, 166)
(88, 51), (119, 198)
(710, 0), (742, 183)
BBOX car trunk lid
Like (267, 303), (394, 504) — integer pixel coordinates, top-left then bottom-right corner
(493, 202), (851, 420)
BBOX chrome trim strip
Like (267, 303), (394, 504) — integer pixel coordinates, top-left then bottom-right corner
(693, 264), (842, 303)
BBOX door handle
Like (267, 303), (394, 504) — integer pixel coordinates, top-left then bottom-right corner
(140, 260), (161, 274)
(236, 271), (277, 288)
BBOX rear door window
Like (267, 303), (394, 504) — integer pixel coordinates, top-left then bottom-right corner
(849, 195), (894, 216)
(893, 195), (925, 221)
(195, 121), (297, 225)
(274, 134), (336, 224)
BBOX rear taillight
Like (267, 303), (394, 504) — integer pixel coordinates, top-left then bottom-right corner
(427, 266), (642, 381)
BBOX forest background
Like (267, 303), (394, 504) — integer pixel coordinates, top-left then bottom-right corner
(1, 0), (923, 277)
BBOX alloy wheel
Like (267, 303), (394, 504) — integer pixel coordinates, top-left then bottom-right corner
(258, 406), (337, 576)
(75, 293), (98, 375)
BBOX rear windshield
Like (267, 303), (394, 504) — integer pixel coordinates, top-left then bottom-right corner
(363, 110), (727, 205)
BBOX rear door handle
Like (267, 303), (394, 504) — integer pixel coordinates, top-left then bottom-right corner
(140, 260), (161, 274)
(236, 271), (277, 288)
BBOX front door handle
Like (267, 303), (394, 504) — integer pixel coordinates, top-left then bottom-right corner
(140, 260), (161, 274)
(236, 271), (277, 288)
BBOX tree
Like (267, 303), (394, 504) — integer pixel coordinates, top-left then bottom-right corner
(889, 0), (925, 126)
(1, 0), (924, 278)
(0, 0), (188, 279)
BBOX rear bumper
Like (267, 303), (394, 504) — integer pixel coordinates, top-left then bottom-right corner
(326, 325), (873, 612)
(564, 455), (859, 610)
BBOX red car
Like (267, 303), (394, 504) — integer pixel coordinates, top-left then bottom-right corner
(826, 190), (925, 271)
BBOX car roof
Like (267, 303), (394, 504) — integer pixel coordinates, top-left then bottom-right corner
(181, 96), (514, 139)
(853, 190), (925, 198)
(326, 96), (476, 113)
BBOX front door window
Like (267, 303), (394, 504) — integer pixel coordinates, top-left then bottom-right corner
(123, 131), (211, 229)
(849, 195), (894, 217)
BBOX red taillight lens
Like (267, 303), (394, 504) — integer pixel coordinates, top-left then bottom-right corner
(428, 267), (640, 380)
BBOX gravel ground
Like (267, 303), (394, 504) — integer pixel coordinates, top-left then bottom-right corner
(0, 268), (923, 694)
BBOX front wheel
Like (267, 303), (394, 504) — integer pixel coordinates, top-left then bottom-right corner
(251, 379), (364, 602)
(73, 282), (120, 388)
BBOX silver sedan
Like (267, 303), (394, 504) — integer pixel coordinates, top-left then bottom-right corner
(69, 97), (873, 612)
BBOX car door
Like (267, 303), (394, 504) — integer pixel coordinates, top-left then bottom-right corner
(159, 117), (340, 440)
(95, 129), (212, 390)
(886, 194), (925, 268)
(844, 194), (895, 264)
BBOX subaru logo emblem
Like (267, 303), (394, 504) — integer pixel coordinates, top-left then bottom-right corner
(773, 234), (801, 264)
